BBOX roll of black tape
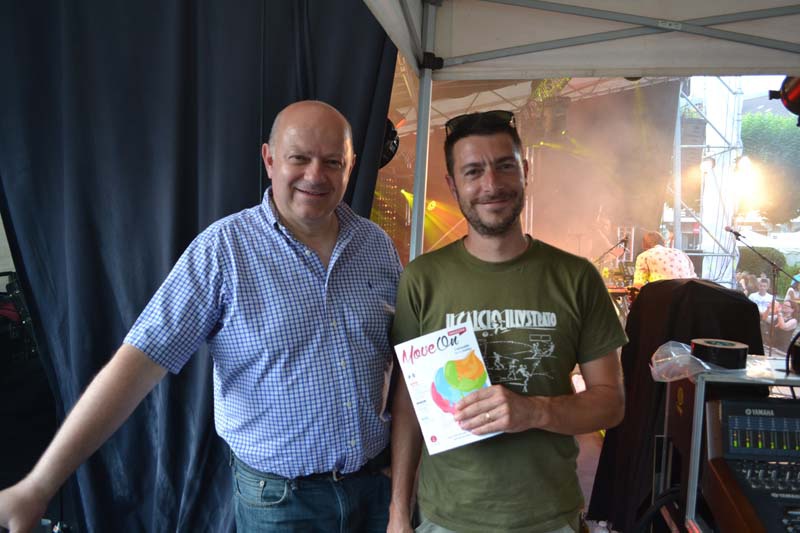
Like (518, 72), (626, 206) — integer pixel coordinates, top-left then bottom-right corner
(691, 338), (748, 369)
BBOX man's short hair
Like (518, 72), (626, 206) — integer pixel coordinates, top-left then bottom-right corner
(444, 110), (523, 176)
(642, 231), (664, 249)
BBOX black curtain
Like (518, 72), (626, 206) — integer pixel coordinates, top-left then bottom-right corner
(0, 1), (396, 531)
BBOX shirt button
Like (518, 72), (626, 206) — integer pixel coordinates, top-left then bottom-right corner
(340, 360), (347, 368)
(305, 249), (311, 256)
(331, 319), (338, 327)
(345, 401), (352, 408)
(350, 439), (356, 447)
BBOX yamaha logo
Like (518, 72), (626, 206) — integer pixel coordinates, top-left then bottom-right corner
(745, 408), (775, 416)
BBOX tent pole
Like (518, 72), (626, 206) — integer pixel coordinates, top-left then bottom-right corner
(673, 86), (683, 250)
(409, 1), (437, 260)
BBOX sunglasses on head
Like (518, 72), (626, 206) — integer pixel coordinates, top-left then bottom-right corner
(444, 110), (516, 138)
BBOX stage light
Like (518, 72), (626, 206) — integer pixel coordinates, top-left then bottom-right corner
(768, 76), (800, 126)
(735, 156), (752, 173)
(733, 156), (764, 210)
(400, 189), (414, 206)
(379, 119), (399, 168)
(427, 200), (437, 211)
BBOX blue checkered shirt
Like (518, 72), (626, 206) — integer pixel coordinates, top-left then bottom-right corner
(125, 189), (402, 477)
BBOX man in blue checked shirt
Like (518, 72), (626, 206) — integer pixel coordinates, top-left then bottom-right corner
(0, 100), (403, 532)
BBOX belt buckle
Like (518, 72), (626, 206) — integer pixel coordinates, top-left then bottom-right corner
(332, 469), (344, 482)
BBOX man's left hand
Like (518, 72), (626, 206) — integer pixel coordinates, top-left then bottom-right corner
(453, 385), (544, 434)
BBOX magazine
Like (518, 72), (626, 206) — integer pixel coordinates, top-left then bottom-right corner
(394, 321), (501, 455)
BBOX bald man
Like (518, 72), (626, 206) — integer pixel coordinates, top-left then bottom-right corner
(0, 101), (402, 532)
(632, 231), (697, 288)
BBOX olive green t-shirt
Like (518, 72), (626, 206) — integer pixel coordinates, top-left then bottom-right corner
(392, 237), (627, 533)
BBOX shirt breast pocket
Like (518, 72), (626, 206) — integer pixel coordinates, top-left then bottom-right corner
(343, 278), (395, 342)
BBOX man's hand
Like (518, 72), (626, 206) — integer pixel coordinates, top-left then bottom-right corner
(454, 352), (624, 437)
(0, 481), (48, 533)
(454, 385), (541, 434)
(386, 511), (415, 533)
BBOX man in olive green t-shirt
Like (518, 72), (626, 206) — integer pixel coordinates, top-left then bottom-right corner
(387, 110), (627, 533)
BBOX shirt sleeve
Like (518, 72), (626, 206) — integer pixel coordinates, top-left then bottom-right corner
(576, 262), (629, 363)
(124, 228), (226, 373)
(633, 252), (649, 286)
(684, 253), (698, 278)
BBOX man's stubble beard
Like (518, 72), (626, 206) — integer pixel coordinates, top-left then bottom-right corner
(455, 188), (524, 237)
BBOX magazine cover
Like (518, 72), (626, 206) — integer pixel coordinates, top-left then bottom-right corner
(394, 321), (501, 455)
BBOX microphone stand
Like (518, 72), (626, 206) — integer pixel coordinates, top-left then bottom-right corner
(730, 231), (795, 360)
(593, 237), (627, 268)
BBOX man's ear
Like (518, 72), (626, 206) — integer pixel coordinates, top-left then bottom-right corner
(522, 158), (529, 186)
(348, 153), (357, 176)
(445, 174), (458, 200)
(261, 143), (273, 177)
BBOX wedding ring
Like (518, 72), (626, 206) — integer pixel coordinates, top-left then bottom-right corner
(485, 412), (492, 422)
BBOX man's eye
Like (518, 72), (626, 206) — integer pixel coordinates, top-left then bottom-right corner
(289, 155), (309, 163)
(327, 160), (344, 168)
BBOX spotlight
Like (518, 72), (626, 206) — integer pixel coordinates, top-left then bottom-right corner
(735, 155), (752, 172)
(379, 119), (399, 168)
(768, 76), (800, 127)
(427, 200), (437, 211)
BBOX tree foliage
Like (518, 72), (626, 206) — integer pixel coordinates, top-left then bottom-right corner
(740, 113), (800, 223)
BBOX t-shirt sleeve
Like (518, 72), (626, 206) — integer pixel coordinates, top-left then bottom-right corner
(124, 229), (226, 373)
(576, 262), (628, 363)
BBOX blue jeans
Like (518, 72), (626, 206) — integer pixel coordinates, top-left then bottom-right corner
(231, 454), (391, 532)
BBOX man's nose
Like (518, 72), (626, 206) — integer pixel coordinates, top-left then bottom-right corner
(480, 167), (501, 190)
(305, 158), (325, 181)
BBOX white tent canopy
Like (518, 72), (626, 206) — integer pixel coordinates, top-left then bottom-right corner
(364, 0), (800, 259)
(366, 0), (800, 80)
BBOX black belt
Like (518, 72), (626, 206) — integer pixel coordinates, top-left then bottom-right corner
(233, 446), (390, 483)
(297, 446), (391, 482)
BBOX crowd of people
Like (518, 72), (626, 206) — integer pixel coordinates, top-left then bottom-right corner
(736, 272), (800, 351)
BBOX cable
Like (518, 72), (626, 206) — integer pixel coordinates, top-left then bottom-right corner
(631, 486), (681, 533)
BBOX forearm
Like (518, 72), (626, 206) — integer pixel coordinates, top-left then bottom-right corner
(388, 382), (422, 525)
(24, 344), (166, 501)
(527, 382), (625, 435)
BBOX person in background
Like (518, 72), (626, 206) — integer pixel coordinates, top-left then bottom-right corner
(772, 299), (799, 350)
(632, 231), (697, 288)
(743, 273), (759, 297)
(749, 278), (774, 318)
(785, 275), (800, 305)
(0, 101), (402, 533)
